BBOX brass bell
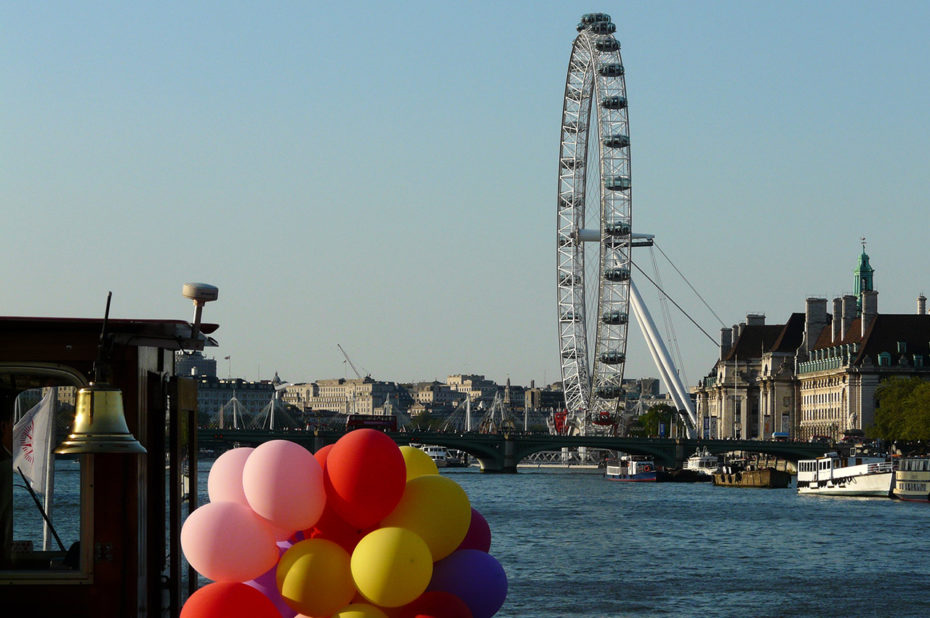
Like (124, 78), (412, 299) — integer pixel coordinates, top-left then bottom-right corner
(55, 383), (147, 454)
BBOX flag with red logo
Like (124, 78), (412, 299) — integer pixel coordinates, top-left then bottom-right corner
(13, 389), (54, 495)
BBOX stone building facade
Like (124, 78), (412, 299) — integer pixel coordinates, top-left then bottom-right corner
(693, 313), (801, 439)
(694, 247), (930, 441)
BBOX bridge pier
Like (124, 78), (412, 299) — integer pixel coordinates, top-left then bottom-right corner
(475, 435), (518, 473)
(675, 440), (686, 467)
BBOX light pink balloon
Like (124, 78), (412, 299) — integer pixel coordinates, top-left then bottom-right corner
(208, 447), (255, 505)
(181, 501), (279, 582)
(243, 440), (326, 532)
(209, 447), (296, 540)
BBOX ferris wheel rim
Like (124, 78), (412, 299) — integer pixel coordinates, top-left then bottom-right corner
(556, 16), (633, 433)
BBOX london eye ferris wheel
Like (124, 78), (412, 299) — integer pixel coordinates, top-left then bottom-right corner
(556, 13), (638, 435)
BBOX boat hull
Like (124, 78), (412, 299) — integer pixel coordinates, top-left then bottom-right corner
(798, 472), (893, 497)
(713, 468), (791, 489)
(605, 461), (656, 482)
(605, 470), (656, 482)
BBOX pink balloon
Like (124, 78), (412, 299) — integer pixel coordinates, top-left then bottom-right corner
(181, 501), (279, 582)
(457, 508), (491, 552)
(243, 440), (326, 531)
(208, 447), (254, 505)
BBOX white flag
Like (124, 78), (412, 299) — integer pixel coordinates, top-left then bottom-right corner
(13, 389), (54, 495)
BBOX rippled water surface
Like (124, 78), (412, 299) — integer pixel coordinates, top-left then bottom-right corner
(448, 468), (930, 617)
(15, 460), (929, 617)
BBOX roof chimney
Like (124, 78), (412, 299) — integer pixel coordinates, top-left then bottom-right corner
(746, 313), (765, 326)
(841, 295), (856, 340)
(919, 294), (927, 315)
(832, 298), (842, 342)
(804, 297), (828, 355)
(720, 328), (732, 360)
(861, 290), (878, 337)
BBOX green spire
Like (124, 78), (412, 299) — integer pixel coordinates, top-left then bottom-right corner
(854, 237), (874, 315)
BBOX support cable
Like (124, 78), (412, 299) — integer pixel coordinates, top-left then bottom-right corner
(631, 261), (718, 346)
(648, 246), (689, 386)
(653, 241), (728, 328)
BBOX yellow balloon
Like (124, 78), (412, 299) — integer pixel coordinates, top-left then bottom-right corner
(380, 475), (471, 561)
(330, 603), (390, 618)
(351, 527), (432, 608)
(277, 538), (356, 616)
(400, 445), (439, 481)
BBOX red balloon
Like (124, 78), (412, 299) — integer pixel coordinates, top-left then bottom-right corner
(324, 429), (406, 528)
(314, 443), (333, 468)
(181, 582), (280, 618)
(397, 591), (473, 618)
(457, 508), (491, 553)
(306, 505), (370, 552)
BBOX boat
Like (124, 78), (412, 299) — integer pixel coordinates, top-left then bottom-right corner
(892, 456), (930, 502)
(419, 444), (449, 468)
(444, 448), (469, 468)
(683, 447), (721, 478)
(605, 456), (656, 482)
(713, 465), (791, 488)
(797, 451), (895, 497)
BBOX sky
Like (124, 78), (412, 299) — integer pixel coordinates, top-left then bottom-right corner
(3, 2), (930, 391)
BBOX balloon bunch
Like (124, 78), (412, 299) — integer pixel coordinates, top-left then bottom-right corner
(180, 429), (507, 618)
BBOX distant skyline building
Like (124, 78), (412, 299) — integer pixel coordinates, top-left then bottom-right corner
(196, 377), (276, 424)
(175, 351), (217, 378)
(445, 374), (498, 407)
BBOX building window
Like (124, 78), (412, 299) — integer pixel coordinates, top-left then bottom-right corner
(2, 370), (92, 582)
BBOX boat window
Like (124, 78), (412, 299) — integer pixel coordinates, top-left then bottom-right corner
(1, 367), (92, 582)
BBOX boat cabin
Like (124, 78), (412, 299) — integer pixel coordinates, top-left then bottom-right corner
(0, 316), (215, 617)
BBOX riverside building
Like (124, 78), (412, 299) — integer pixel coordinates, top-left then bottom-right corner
(693, 245), (930, 441)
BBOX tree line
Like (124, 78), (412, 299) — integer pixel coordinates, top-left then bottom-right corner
(873, 376), (930, 441)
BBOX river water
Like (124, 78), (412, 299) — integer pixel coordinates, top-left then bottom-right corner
(448, 467), (930, 618)
(14, 460), (930, 617)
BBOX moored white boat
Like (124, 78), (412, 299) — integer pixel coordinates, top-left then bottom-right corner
(605, 456), (656, 482)
(892, 456), (930, 502)
(419, 444), (449, 468)
(797, 451), (895, 497)
(683, 447), (721, 478)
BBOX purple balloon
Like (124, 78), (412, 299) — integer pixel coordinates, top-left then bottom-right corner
(457, 508), (491, 552)
(428, 549), (507, 618)
(245, 563), (297, 618)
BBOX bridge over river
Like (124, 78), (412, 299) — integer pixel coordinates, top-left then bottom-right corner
(197, 429), (830, 473)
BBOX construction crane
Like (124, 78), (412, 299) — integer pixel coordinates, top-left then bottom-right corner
(337, 344), (369, 379)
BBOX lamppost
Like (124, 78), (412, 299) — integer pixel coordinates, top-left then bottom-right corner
(732, 394), (741, 439)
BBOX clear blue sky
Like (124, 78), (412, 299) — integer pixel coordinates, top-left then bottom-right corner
(3, 2), (930, 390)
